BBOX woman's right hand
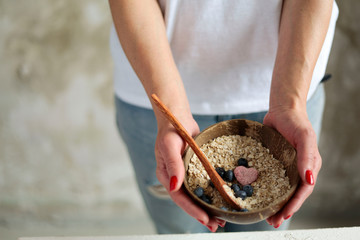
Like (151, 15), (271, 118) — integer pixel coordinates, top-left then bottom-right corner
(109, 0), (223, 231)
(154, 115), (225, 232)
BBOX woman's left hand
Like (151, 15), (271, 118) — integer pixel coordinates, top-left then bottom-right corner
(263, 107), (322, 228)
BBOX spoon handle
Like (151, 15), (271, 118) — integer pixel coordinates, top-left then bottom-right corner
(151, 94), (241, 210)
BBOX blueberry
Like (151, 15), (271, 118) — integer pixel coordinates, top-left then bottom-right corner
(216, 167), (225, 178)
(243, 185), (253, 197)
(201, 194), (212, 204)
(231, 183), (241, 193)
(224, 170), (234, 182)
(194, 187), (204, 198)
(240, 208), (249, 212)
(234, 190), (247, 200)
(237, 158), (248, 167)
(220, 206), (229, 211)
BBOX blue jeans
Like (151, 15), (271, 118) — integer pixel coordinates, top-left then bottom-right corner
(115, 84), (325, 234)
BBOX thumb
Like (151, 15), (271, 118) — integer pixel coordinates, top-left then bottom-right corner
(161, 132), (186, 192)
(294, 128), (321, 186)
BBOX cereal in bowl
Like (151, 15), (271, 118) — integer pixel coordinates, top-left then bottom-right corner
(187, 135), (291, 211)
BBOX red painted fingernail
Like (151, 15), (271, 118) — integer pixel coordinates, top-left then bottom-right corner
(305, 170), (314, 185)
(215, 219), (226, 227)
(285, 214), (292, 220)
(169, 176), (178, 192)
(198, 219), (205, 225)
(207, 225), (215, 232)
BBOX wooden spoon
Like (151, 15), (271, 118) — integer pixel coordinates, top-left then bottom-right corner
(151, 94), (241, 210)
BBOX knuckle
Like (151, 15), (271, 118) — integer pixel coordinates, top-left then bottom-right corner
(315, 154), (322, 170)
(302, 127), (316, 139)
(156, 169), (168, 188)
(306, 187), (314, 197)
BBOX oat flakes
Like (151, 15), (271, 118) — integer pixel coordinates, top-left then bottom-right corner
(187, 135), (291, 211)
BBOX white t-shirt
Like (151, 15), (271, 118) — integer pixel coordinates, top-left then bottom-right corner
(110, 0), (338, 115)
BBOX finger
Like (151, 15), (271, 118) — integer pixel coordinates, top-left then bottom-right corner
(285, 182), (314, 214)
(267, 182), (313, 226)
(157, 131), (186, 192)
(206, 218), (220, 232)
(168, 187), (214, 227)
(215, 217), (226, 228)
(266, 216), (273, 226)
(294, 128), (322, 186)
(156, 149), (218, 231)
(169, 188), (220, 232)
(155, 156), (170, 189)
(154, 143), (171, 186)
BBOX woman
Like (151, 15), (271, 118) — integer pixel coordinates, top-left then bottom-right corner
(109, 0), (338, 233)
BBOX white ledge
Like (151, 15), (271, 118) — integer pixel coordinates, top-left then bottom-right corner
(19, 226), (360, 240)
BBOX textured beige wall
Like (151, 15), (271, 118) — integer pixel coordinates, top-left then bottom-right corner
(306, 0), (360, 219)
(0, 0), (146, 226)
(0, 0), (359, 236)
